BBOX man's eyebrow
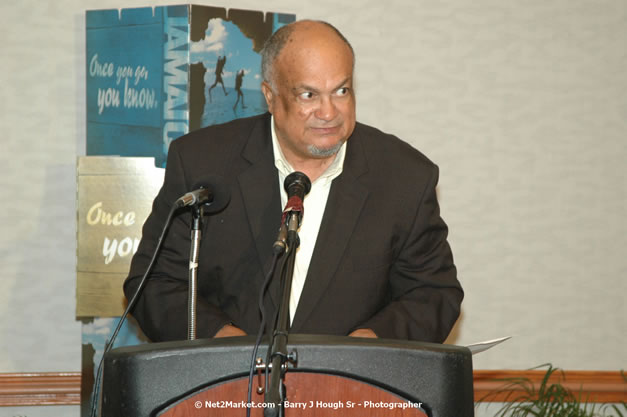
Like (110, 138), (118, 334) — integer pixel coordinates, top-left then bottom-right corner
(291, 78), (352, 94)
(333, 77), (352, 90)
(292, 85), (319, 94)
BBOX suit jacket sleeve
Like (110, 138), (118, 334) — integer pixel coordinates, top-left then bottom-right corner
(357, 164), (463, 342)
(123, 140), (231, 342)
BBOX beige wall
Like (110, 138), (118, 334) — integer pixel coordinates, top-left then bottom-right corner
(1, 0), (625, 377)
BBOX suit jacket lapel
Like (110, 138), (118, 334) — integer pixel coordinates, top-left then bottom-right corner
(237, 114), (282, 308)
(290, 135), (370, 331)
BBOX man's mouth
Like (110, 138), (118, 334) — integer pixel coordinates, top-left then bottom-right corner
(310, 125), (341, 135)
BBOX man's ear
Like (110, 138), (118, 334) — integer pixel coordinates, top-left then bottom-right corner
(261, 81), (274, 113)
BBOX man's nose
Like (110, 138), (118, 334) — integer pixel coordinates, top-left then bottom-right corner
(314, 96), (338, 121)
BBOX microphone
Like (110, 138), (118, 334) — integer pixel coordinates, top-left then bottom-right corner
(284, 171), (312, 203)
(176, 189), (209, 207)
(273, 172), (311, 253)
(174, 175), (231, 213)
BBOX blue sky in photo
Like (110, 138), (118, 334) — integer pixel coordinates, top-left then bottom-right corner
(190, 18), (263, 92)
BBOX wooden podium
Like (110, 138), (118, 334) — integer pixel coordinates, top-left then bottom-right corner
(101, 334), (474, 417)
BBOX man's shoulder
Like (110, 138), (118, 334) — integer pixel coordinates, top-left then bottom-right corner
(352, 122), (436, 171)
(171, 113), (270, 153)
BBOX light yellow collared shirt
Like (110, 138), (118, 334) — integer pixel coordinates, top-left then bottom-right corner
(271, 116), (347, 324)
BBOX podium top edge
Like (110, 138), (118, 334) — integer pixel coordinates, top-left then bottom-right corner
(108, 333), (471, 357)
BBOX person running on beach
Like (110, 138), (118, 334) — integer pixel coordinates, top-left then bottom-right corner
(208, 55), (228, 102)
(233, 69), (247, 111)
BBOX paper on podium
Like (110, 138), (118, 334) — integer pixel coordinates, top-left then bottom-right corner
(466, 336), (511, 355)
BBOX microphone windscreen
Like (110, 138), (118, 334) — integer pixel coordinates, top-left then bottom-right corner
(191, 174), (231, 214)
(284, 171), (312, 198)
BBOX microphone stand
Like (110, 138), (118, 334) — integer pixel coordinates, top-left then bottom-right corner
(187, 204), (203, 340)
(264, 213), (300, 417)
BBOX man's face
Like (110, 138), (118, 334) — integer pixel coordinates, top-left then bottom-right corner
(262, 27), (356, 162)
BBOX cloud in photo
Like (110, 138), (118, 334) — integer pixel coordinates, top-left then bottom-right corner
(191, 18), (228, 59)
(83, 318), (114, 336)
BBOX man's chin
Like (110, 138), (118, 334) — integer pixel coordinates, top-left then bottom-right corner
(307, 141), (344, 158)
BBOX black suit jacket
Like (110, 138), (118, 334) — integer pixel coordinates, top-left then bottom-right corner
(124, 113), (463, 342)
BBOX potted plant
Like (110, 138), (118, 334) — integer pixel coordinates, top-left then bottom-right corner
(478, 364), (626, 417)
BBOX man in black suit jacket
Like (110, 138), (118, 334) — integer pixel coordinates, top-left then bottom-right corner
(124, 20), (462, 342)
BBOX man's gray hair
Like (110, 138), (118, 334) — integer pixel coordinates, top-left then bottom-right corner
(260, 20), (355, 89)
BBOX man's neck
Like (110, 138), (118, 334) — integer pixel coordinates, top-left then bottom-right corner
(283, 152), (337, 183)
